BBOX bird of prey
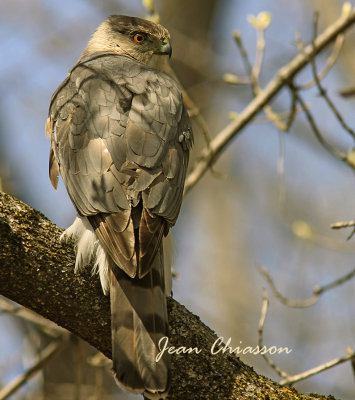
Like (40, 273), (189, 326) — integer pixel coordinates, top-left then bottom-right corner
(46, 15), (193, 399)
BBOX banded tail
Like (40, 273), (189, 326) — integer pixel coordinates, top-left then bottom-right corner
(110, 244), (170, 398)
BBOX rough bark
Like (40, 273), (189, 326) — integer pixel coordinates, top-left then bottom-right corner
(0, 191), (336, 400)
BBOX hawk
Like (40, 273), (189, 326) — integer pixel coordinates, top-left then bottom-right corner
(46, 15), (193, 399)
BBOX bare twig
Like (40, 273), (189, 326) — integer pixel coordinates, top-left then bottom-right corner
(285, 90), (298, 131)
(294, 29), (306, 52)
(345, 228), (355, 240)
(223, 73), (251, 85)
(257, 280), (355, 386)
(314, 267), (355, 294)
(297, 33), (344, 90)
(291, 219), (355, 250)
(190, 105), (213, 150)
(346, 347), (355, 381)
(279, 351), (355, 386)
(257, 265), (355, 308)
(0, 339), (68, 400)
(184, 9), (355, 196)
(331, 220), (355, 229)
(291, 87), (351, 166)
(331, 220), (355, 240)
(257, 289), (289, 378)
(339, 86), (355, 97)
(233, 29), (287, 131)
(251, 95), (301, 130)
(311, 12), (355, 140)
(233, 31), (253, 86)
(251, 27), (265, 85)
(0, 297), (65, 338)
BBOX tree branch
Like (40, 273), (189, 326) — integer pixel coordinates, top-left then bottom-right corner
(0, 339), (69, 400)
(184, 9), (355, 195)
(0, 191), (333, 399)
(279, 352), (355, 386)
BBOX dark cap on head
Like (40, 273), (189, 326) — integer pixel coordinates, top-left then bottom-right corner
(106, 15), (170, 40)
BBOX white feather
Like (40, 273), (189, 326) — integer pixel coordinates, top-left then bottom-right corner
(61, 215), (110, 295)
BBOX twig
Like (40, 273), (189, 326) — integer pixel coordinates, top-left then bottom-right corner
(285, 90), (298, 131)
(189, 105), (213, 151)
(294, 29), (306, 52)
(257, 271), (355, 386)
(311, 12), (355, 140)
(184, 9), (355, 196)
(346, 347), (355, 382)
(279, 351), (355, 386)
(257, 289), (289, 378)
(291, 218), (355, 250)
(257, 265), (355, 308)
(297, 33), (344, 90)
(339, 86), (355, 97)
(233, 31), (253, 86)
(251, 26), (266, 88)
(291, 87), (351, 166)
(331, 220), (355, 229)
(346, 228), (355, 240)
(0, 297), (65, 338)
(252, 105), (301, 125)
(223, 73), (251, 85)
(331, 220), (355, 240)
(0, 339), (68, 400)
(233, 30), (287, 131)
(251, 97), (301, 130)
(263, 106), (287, 131)
(314, 267), (355, 294)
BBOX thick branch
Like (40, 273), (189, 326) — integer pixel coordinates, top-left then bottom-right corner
(184, 9), (355, 195)
(0, 192), (331, 399)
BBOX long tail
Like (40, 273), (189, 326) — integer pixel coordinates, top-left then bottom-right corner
(110, 244), (170, 399)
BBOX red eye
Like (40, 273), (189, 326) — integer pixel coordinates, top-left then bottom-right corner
(134, 33), (145, 43)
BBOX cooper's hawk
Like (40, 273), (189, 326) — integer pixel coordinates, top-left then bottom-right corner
(46, 15), (193, 399)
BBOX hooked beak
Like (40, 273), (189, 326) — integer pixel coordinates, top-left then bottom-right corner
(155, 41), (172, 58)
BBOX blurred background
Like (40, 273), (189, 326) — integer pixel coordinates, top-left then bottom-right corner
(0, 0), (354, 399)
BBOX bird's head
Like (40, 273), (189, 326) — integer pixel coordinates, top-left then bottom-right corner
(84, 15), (172, 64)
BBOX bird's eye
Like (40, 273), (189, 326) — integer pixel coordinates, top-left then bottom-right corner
(133, 33), (145, 43)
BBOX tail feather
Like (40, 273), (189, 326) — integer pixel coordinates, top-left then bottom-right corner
(110, 245), (170, 398)
(62, 215), (172, 398)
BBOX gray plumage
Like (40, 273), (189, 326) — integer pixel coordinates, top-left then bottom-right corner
(47, 15), (192, 399)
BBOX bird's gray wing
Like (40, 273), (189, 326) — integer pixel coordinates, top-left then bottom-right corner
(48, 53), (192, 277)
(120, 63), (193, 277)
(48, 55), (136, 276)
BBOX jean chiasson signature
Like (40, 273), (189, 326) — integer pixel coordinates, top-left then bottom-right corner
(156, 336), (292, 362)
